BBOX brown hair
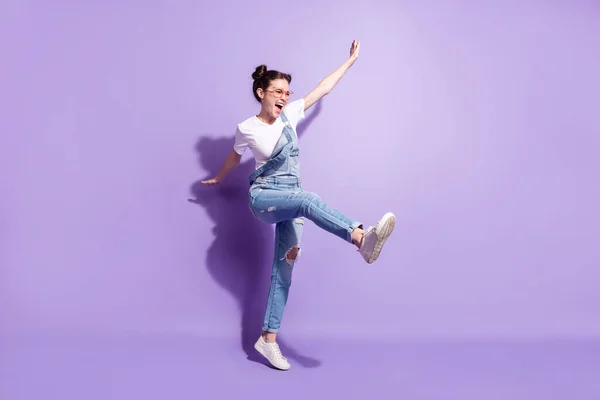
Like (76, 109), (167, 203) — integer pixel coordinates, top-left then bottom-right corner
(251, 64), (292, 102)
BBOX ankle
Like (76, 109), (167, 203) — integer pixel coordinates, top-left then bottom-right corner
(351, 228), (364, 248)
(262, 331), (277, 343)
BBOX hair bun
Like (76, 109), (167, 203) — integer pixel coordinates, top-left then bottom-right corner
(252, 65), (267, 80)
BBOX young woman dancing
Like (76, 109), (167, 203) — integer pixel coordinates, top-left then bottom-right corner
(202, 40), (396, 370)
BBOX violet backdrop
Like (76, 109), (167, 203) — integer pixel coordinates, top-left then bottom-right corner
(2, 0), (599, 342)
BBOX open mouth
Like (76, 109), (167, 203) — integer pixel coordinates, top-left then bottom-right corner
(275, 101), (285, 111)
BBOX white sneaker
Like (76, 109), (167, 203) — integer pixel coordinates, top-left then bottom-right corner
(254, 336), (291, 370)
(359, 212), (396, 264)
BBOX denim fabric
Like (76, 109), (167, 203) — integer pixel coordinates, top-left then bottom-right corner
(248, 111), (362, 333)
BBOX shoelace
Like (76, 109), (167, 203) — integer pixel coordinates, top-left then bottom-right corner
(270, 342), (287, 360)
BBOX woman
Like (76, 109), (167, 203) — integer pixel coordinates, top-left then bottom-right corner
(202, 40), (395, 370)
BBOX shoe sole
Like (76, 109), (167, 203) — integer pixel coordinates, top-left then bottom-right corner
(367, 212), (396, 264)
(254, 340), (291, 371)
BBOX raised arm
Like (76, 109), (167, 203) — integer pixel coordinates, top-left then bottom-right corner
(303, 40), (360, 111)
(201, 149), (242, 185)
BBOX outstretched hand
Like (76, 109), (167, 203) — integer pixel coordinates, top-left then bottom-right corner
(349, 39), (360, 61)
(201, 177), (220, 185)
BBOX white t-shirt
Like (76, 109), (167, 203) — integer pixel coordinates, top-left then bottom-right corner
(233, 98), (305, 170)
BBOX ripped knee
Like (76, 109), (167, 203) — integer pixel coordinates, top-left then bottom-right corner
(284, 245), (301, 265)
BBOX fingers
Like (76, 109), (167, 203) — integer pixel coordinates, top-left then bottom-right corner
(350, 39), (360, 59)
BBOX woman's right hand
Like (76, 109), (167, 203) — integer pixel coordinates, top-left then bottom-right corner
(201, 177), (220, 185)
(201, 150), (241, 185)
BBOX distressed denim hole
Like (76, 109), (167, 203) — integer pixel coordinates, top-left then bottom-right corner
(284, 245), (301, 265)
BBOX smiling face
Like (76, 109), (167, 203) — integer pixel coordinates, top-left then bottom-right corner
(256, 78), (292, 121)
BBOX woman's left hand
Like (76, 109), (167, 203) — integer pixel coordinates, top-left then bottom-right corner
(349, 40), (360, 61)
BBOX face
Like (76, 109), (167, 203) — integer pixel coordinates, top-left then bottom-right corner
(257, 78), (292, 119)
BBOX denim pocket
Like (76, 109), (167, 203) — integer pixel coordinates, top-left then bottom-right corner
(249, 186), (268, 219)
(248, 188), (263, 202)
(249, 184), (264, 200)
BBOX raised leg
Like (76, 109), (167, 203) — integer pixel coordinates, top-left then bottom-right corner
(250, 188), (362, 243)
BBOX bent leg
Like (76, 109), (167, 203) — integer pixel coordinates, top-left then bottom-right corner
(251, 188), (361, 243)
(262, 217), (304, 333)
(297, 191), (362, 243)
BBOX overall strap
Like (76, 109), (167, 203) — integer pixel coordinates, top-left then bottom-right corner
(248, 111), (295, 185)
(279, 111), (294, 143)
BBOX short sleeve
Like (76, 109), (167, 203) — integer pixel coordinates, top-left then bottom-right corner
(283, 98), (305, 126)
(233, 126), (248, 155)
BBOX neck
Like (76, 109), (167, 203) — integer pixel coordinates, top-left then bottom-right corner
(256, 109), (276, 125)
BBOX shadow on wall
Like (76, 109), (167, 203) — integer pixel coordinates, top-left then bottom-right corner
(188, 101), (323, 369)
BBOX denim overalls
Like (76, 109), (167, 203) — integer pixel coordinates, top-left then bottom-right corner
(248, 111), (362, 333)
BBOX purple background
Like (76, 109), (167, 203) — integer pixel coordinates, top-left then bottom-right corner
(2, 1), (599, 399)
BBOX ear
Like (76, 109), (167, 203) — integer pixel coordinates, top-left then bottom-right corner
(256, 88), (265, 100)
